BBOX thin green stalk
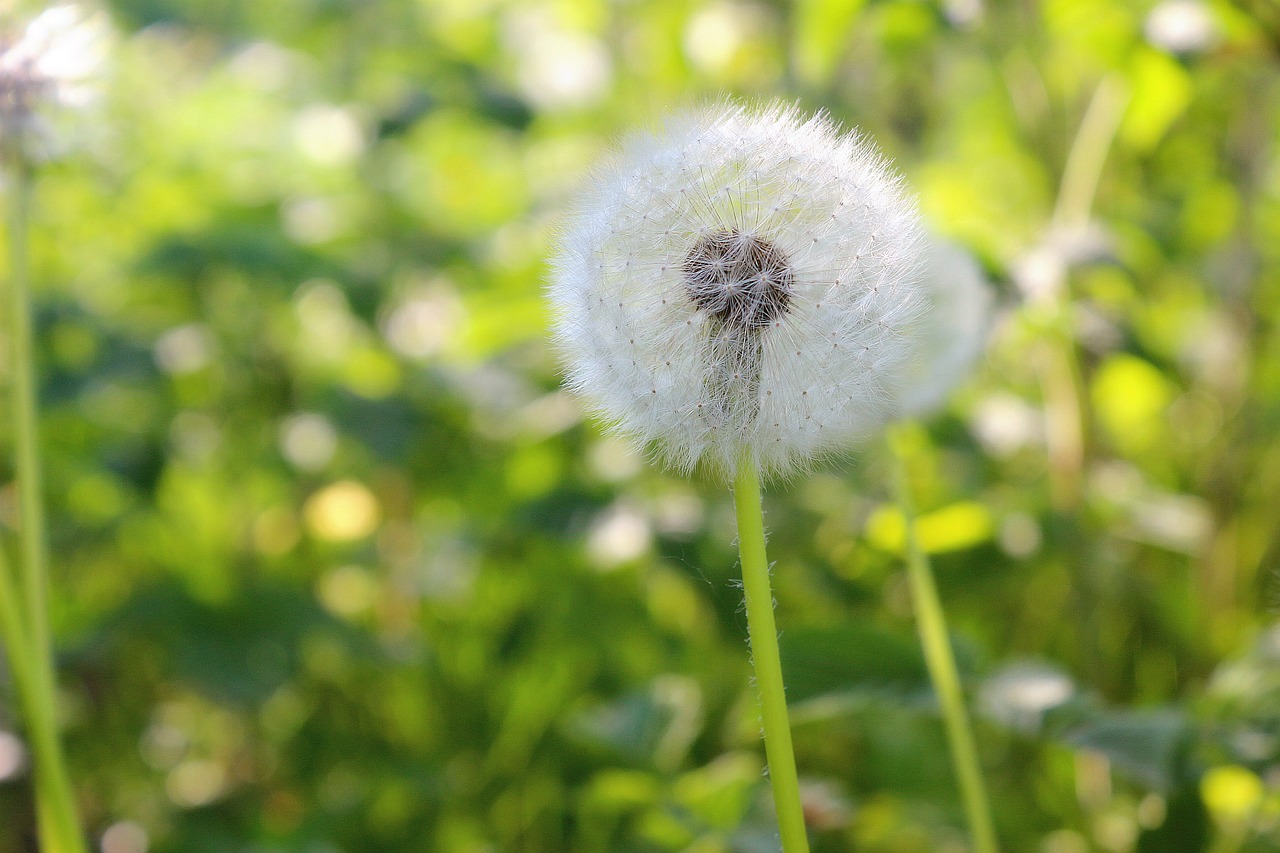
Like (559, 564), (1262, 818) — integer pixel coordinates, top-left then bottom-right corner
(7, 160), (52, 680)
(890, 434), (998, 853)
(1043, 78), (1128, 695)
(0, 548), (82, 853)
(733, 456), (810, 853)
(0, 550), (34, 726)
(1043, 75), (1127, 513)
(4, 157), (86, 853)
(1051, 75), (1128, 232)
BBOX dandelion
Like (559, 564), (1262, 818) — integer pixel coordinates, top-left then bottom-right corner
(0, 8), (109, 853)
(550, 102), (1002, 853)
(898, 238), (995, 418)
(550, 102), (928, 481)
(0, 4), (109, 158)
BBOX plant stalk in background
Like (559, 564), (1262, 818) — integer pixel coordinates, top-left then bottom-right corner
(891, 429), (998, 853)
(4, 160), (87, 853)
(887, 239), (998, 850)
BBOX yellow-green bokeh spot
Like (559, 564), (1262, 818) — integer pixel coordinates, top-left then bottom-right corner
(866, 500), (995, 555)
(1091, 354), (1176, 455)
(1201, 765), (1264, 824)
(1121, 48), (1192, 153)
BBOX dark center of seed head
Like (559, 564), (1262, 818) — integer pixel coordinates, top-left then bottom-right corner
(681, 229), (794, 329)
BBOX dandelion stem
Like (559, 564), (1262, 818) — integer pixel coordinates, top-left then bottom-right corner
(733, 456), (810, 853)
(0, 547), (82, 852)
(4, 156), (86, 853)
(8, 160), (53, 693)
(890, 431), (998, 853)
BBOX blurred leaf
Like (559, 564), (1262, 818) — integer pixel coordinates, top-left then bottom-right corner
(1064, 709), (1195, 792)
(1091, 353), (1176, 454)
(1137, 784), (1210, 853)
(91, 580), (375, 705)
(1121, 48), (1192, 152)
(568, 677), (702, 771)
(671, 753), (762, 833)
(865, 500), (996, 555)
(780, 623), (932, 708)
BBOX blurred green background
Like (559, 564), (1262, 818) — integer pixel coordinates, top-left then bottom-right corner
(1, 0), (1279, 850)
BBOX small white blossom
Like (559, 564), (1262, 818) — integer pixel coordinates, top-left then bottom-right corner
(980, 663), (1075, 734)
(897, 239), (995, 418)
(1145, 0), (1217, 55)
(0, 4), (109, 156)
(549, 103), (934, 479)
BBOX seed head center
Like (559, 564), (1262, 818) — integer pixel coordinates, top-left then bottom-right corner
(682, 229), (794, 329)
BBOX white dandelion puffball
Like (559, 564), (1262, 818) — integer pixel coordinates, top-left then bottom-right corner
(897, 239), (995, 418)
(0, 4), (109, 155)
(549, 103), (930, 479)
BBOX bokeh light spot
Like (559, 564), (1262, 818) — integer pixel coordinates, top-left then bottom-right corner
(0, 731), (27, 781)
(304, 480), (381, 542)
(101, 821), (149, 853)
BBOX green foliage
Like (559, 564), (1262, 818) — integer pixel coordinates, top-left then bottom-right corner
(2, 0), (1280, 850)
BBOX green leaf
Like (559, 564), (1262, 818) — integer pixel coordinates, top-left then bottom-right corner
(1137, 784), (1209, 853)
(779, 623), (933, 708)
(567, 678), (702, 770)
(1064, 709), (1195, 792)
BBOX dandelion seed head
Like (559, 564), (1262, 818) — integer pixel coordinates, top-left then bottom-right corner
(0, 4), (109, 158)
(682, 228), (794, 329)
(549, 102), (933, 479)
(896, 239), (995, 418)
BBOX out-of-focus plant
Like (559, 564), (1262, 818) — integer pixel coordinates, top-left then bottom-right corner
(0, 5), (109, 852)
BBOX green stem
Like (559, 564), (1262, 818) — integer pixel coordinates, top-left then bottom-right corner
(5, 158), (86, 853)
(0, 548), (82, 853)
(1051, 75), (1128, 232)
(1044, 78), (1127, 695)
(732, 457), (810, 853)
(0, 551), (34, 724)
(7, 162), (51, 686)
(1042, 76), (1126, 513)
(890, 434), (998, 853)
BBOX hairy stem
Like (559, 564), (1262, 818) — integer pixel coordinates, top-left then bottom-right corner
(733, 457), (810, 853)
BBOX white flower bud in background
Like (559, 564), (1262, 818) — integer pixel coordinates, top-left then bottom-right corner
(0, 4), (110, 159)
(549, 103), (932, 479)
(896, 239), (995, 418)
(1144, 0), (1216, 55)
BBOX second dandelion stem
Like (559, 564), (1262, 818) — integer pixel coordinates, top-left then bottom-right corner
(0, 550), (82, 853)
(733, 458), (810, 853)
(891, 434), (998, 853)
(5, 156), (86, 853)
